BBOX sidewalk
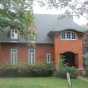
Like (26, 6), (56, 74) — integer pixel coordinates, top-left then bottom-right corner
(78, 77), (88, 82)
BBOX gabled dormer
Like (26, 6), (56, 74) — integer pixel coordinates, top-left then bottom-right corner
(10, 29), (18, 40)
(0, 28), (37, 43)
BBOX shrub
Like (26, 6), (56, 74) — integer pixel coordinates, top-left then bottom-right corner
(0, 64), (54, 77)
(83, 66), (88, 77)
(55, 59), (78, 79)
(65, 66), (78, 78)
(55, 66), (78, 79)
(28, 64), (54, 77)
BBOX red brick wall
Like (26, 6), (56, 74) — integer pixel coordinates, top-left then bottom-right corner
(0, 43), (28, 64)
(36, 44), (54, 64)
(0, 44), (10, 64)
(54, 32), (84, 69)
(0, 31), (84, 69)
(0, 43), (54, 64)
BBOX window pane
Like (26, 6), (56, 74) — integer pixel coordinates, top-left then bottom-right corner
(28, 48), (36, 64)
(72, 32), (76, 39)
(11, 30), (18, 39)
(61, 32), (65, 39)
(61, 31), (77, 40)
(46, 53), (52, 64)
(67, 32), (71, 39)
(11, 48), (18, 64)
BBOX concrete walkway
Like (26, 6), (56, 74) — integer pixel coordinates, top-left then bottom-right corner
(78, 77), (88, 82)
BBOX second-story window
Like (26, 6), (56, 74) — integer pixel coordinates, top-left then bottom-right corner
(60, 31), (77, 40)
(10, 29), (18, 40)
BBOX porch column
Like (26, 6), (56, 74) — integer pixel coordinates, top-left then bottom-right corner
(54, 50), (61, 71)
(78, 54), (84, 70)
(54, 32), (60, 71)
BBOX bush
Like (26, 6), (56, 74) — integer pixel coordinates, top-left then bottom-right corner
(55, 59), (78, 79)
(0, 64), (54, 77)
(65, 66), (78, 78)
(83, 66), (88, 77)
(55, 66), (78, 79)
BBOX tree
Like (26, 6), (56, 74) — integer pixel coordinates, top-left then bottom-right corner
(0, 0), (33, 32)
(37, 0), (88, 20)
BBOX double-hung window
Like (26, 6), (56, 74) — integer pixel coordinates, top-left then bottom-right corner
(10, 48), (18, 64)
(28, 48), (36, 64)
(46, 53), (52, 64)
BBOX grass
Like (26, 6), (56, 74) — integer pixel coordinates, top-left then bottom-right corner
(0, 77), (88, 88)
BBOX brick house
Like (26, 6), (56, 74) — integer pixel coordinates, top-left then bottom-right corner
(0, 14), (87, 70)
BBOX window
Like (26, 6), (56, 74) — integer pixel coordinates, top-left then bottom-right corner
(10, 48), (18, 64)
(60, 31), (77, 40)
(28, 48), (36, 64)
(46, 53), (52, 64)
(84, 47), (88, 53)
(28, 32), (37, 43)
(10, 29), (18, 39)
(72, 32), (76, 39)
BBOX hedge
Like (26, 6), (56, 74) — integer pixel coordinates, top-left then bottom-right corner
(0, 64), (54, 77)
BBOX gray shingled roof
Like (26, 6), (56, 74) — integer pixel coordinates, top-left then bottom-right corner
(34, 14), (88, 43)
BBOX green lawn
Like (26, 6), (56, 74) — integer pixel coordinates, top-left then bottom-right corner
(0, 77), (88, 88)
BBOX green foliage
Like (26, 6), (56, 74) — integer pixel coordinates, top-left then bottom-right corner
(0, 64), (54, 77)
(55, 58), (78, 79)
(55, 67), (78, 79)
(84, 57), (88, 66)
(85, 69), (88, 77)
(65, 66), (78, 78)
(83, 57), (88, 77)
(0, 0), (33, 32)
(83, 64), (88, 77)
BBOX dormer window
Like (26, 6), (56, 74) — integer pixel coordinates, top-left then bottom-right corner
(10, 29), (18, 40)
(28, 31), (37, 42)
(60, 31), (77, 40)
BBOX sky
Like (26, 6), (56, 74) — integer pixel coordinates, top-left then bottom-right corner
(33, 0), (88, 26)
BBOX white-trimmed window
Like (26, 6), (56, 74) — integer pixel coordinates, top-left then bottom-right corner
(60, 31), (77, 40)
(46, 53), (52, 64)
(10, 29), (18, 39)
(10, 48), (18, 64)
(28, 48), (36, 64)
